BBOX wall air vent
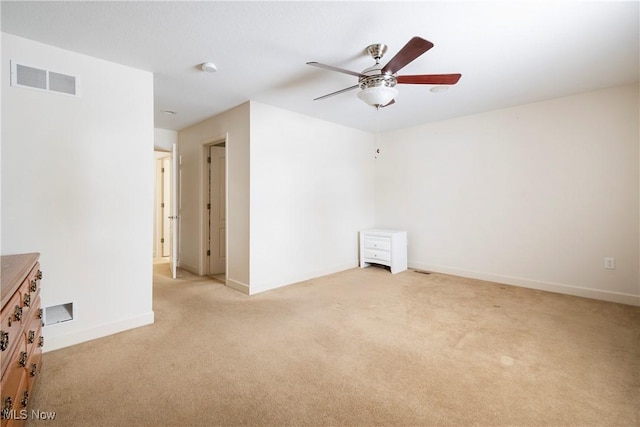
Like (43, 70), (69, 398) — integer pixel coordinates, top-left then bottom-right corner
(11, 61), (80, 97)
(44, 302), (74, 325)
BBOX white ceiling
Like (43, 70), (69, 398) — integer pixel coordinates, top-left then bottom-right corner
(2, 1), (638, 133)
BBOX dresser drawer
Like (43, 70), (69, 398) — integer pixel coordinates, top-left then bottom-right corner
(26, 263), (42, 296)
(24, 296), (43, 350)
(364, 237), (391, 252)
(25, 298), (43, 388)
(26, 340), (42, 389)
(0, 293), (24, 374)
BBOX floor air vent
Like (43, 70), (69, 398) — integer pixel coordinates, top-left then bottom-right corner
(11, 61), (79, 96)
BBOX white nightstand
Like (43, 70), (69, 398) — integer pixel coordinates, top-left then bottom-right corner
(359, 229), (407, 274)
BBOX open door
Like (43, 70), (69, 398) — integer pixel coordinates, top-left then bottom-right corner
(170, 143), (179, 279)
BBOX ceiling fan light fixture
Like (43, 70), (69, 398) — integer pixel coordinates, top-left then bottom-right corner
(357, 85), (398, 107)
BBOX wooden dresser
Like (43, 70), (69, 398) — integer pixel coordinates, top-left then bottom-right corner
(1, 253), (43, 426)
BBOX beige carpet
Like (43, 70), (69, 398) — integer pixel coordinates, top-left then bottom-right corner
(26, 263), (639, 426)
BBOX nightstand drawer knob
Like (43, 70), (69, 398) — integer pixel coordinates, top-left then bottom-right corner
(30, 279), (38, 292)
(30, 363), (38, 377)
(21, 391), (28, 408)
(23, 293), (31, 307)
(28, 330), (35, 344)
(19, 351), (27, 367)
(14, 305), (23, 322)
(38, 336), (45, 347)
(37, 270), (43, 280)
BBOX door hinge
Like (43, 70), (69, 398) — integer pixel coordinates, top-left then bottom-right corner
(161, 238), (164, 243)
(161, 202), (165, 208)
(207, 250), (211, 256)
(207, 203), (211, 209)
(161, 167), (165, 173)
(207, 157), (211, 163)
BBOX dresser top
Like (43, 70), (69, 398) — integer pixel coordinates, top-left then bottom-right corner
(1, 253), (40, 306)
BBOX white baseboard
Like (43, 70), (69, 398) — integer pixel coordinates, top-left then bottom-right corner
(227, 278), (250, 294)
(410, 262), (640, 306)
(43, 311), (155, 352)
(249, 262), (357, 295)
(178, 262), (199, 276)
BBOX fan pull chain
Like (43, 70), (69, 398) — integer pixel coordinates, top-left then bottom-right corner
(375, 108), (380, 159)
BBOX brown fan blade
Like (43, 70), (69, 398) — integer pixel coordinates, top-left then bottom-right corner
(313, 85), (359, 101)
(307, 62), (363, 77)
(381, 37), (434, 75)
(397, 74), (461, 85)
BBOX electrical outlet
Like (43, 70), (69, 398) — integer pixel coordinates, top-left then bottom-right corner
(604, 257), (615, 269)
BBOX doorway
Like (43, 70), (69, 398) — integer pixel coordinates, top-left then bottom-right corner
(204, 140), (226, 282)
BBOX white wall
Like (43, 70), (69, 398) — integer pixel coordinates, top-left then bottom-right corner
(178, 101), (375, 295)
(1, 34), (155, 350)
(154, 128), (177, 152)
(376, 84), (639, 305)
(249, 102), (375, 294)
(178, 102), (250, 291)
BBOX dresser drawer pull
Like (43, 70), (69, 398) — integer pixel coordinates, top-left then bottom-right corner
(23, 293), (31, 307)
(2, 397), (13, 419)
(30, 363), (38, 377)
(19, 351), (28, 367)
(30, 279), (38, 292)
(14, 305), (23, 322)
(21, 391), (29, 408)
(39, 336), (45, 347)
(37, 270), (43, 280)
(28, 330), (35, 344)
(0, 331), (8, 351)
(38, 308), (43, 319)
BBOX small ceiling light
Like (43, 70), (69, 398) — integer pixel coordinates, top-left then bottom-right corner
(430, 86), (449, 93)
(161, 110), (177, 115)
(200, 62), (217, 73)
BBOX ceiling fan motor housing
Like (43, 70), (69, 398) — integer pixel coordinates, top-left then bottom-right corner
(358, 64), (397, 90)
(359, 43), (397, 90)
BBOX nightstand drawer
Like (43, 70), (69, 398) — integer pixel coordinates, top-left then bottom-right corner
(364, 249), (391, 263)
(364, 237), (391, 252)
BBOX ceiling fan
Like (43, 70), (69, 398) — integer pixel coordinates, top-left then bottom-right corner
(307, 36), (461, 108)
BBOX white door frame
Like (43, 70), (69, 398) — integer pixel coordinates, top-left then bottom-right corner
(200, 135), (228, 278)
(170, 143), (179, 279)
(153, 151), (171, 259)
(161, 156), (172, 258)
